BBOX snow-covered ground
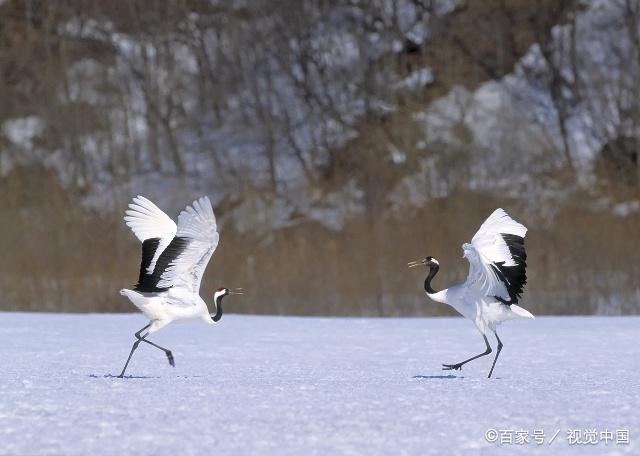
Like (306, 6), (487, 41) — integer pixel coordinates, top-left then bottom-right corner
(0, 313), (637, 455)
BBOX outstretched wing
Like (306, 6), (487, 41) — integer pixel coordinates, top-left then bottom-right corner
(150, 196), (219, 294)
(123, 196), (177, 291)
(462, 208), (528, 304)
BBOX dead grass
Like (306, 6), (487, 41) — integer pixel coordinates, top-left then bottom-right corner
(0, 168), (637, 315)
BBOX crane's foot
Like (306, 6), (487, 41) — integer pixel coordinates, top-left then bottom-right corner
(166, 351), (175, 367)
(442, 363), (463, 371)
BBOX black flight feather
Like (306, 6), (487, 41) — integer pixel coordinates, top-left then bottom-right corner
(135, 238), (160, 292)
(134, 236), (190, 293)
(491, 233), (527, 305)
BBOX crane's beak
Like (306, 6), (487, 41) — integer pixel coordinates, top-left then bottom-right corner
(407, 259), (427, 269)
(229, 288), (244, 295)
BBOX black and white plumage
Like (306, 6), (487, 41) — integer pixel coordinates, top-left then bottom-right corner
(408, 208), (534, 378)
(117, 196), (241, 378)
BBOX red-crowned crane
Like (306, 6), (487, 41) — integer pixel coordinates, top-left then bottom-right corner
(408, 208), (534, 378)
(118, 196), (242, 378)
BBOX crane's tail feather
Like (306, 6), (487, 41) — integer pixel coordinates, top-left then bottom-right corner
(510, 304), (534, 319)
(119, 288), (148, 310)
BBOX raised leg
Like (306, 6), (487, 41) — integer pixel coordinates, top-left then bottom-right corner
(442, 334), (492, 371)
(140, 338), (174, 367)
(487, 331), (503, 378)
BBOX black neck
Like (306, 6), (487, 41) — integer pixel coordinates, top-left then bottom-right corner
(424, 264), (439, 294)
(211, 294), (224, 322)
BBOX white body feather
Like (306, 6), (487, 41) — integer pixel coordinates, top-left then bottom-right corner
(120, 288), (221, 333)
(428, 285), (533, 335)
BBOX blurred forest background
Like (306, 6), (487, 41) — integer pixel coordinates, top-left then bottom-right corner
(0, 0), (638, 316)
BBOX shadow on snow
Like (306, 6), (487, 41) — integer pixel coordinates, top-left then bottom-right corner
(89, 374), (160, 379)
(412, 374), (463, 380)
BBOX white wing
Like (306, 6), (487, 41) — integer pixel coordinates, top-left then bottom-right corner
(463, 208), (528, 303)
(124, 195), (177, 274)
(155, 196), (219, 293)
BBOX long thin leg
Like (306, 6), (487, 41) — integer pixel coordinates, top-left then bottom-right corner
(487, 331), (503, 378)
(118, 324), (150, 378)
(442, 334), (492, 371)
(140, 339), (174, 367)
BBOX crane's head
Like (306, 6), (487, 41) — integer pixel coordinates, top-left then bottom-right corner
(407, 256), (439, 269)
(214, 287), (244, 300)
